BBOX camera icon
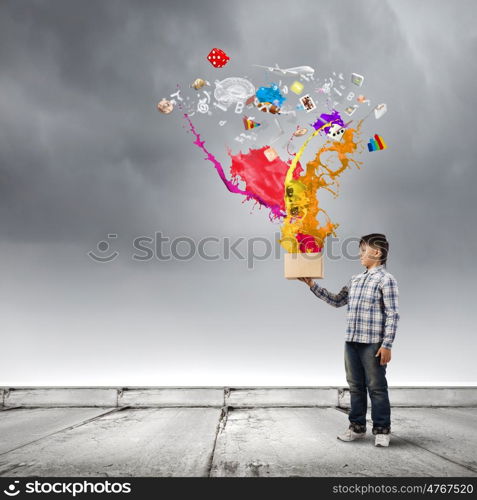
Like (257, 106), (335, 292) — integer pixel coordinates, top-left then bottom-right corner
(87, 234), (119, 263)
(4, 480), (20, 496)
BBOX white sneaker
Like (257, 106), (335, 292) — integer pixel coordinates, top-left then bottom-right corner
(374, 433), (391, 447)
(337, 428), (366, 442)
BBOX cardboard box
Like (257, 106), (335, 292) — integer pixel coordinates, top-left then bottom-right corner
(284, 252), (324, 279)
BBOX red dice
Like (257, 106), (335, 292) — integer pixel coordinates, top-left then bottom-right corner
(207, 48), (230, 68)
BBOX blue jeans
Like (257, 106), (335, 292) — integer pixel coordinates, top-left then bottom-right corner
(344, 341), (391, 435)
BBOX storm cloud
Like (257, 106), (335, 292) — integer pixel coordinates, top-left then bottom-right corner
(0, 0), (475, 385)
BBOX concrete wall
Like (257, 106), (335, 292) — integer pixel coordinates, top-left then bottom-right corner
(1, 387), (477, 408)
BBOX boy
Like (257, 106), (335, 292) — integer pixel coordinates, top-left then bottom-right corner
(298, 233), (399, 447)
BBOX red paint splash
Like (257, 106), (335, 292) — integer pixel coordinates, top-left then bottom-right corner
(228, 146), (303, 215)
(183, 113), (302, 221)
(296, 232), (322, 253)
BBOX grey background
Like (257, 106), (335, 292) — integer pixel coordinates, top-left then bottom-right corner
(0, 0), (475, 385)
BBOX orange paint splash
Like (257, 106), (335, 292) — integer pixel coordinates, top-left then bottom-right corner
(280, 120), (364, 253)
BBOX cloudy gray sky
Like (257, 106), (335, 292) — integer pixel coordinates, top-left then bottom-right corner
(1, 0), (476, 386)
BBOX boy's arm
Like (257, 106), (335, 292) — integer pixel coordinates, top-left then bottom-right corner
(380, 275), (400, 349)
(309, 279), (350, 308)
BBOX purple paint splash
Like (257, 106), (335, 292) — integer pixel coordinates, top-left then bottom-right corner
(312, 110), (345, 134)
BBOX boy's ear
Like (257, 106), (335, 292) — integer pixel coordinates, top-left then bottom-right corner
(372, 247), (382, 259)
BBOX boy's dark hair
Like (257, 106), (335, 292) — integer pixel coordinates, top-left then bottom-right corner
(359, 233), (389, 267)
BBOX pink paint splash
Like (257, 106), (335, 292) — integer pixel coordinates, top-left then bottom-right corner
(228, 146), (303, 215)
(183, 112), (302, 221)
(296, 232), (322, 253)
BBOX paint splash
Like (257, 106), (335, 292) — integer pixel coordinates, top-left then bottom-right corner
(280, 120), (364, 253)
(183, 113), (287, 220)
(228, 146), (303, 217)
(183, 111), (364, 253)
(296, 232), (321, 252)
(256, 83), (286, 107)
(311, 110), (346, 133)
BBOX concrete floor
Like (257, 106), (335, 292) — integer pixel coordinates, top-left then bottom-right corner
(0, 403), (476, 477)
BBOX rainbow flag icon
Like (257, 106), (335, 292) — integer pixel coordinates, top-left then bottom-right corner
(367, 134), (387, 152)
(243, 116), (261, 130)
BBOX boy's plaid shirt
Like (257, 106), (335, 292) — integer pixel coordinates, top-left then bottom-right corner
(310, 264), (400, 349)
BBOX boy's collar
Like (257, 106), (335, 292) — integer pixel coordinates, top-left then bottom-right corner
(363, 264), (384, 274)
